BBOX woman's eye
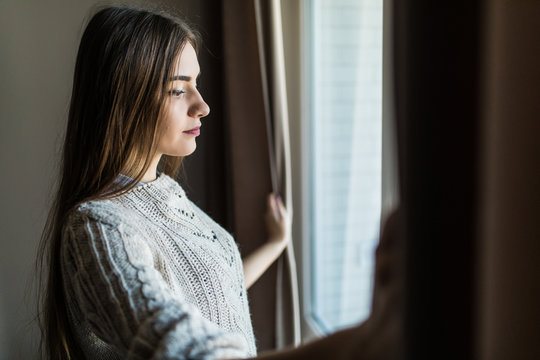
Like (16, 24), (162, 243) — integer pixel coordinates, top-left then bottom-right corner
(168, 89), (185, 97)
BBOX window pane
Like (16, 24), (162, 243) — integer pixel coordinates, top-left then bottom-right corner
(309, 0), (383, 332)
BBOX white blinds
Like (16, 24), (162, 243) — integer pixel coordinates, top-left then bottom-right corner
(310, 0), (383, 331)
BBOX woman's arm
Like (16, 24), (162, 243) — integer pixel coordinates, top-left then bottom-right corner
(251, 324), (370, 360)
(243, 194), (291, 289)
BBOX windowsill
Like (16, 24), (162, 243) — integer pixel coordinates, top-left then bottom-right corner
(301, 314), (326, 344)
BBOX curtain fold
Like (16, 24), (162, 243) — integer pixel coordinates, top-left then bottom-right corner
(254, 0), (301, 348)
(221, 0), (300, 351)
(478, 2), (540, 359)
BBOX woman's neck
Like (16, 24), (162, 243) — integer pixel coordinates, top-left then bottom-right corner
(140, 154), (162, 183)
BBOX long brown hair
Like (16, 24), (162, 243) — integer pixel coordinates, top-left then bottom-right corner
(36, 6), (200, 359)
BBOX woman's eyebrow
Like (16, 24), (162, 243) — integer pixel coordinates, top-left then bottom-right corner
(170, 72), (201, 82)
(170, 75), (191, 81)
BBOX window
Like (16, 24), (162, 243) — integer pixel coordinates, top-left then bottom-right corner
(305, 0), (384, 333)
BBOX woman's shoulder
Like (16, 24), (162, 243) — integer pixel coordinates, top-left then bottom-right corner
(63, 173), (186, 232)
(62, 199), (152, 255)
(66, 198), (138, 232)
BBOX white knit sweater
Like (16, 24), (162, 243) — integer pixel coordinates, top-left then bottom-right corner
(60, 173), (257, 359)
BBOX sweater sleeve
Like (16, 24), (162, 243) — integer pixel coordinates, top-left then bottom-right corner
(61, 207), (250, 360)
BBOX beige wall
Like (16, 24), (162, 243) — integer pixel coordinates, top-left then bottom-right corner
(0, 1), (198, 358)
(0, 2), (98, 357)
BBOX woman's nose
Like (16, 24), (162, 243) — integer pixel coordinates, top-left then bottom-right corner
(189, 96), (210, 118)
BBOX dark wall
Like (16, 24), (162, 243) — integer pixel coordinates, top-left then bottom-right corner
(169, 0), (233, 232)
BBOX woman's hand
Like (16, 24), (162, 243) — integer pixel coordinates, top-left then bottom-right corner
(264, 193), (291, 247)
(242, 193), (292, 289)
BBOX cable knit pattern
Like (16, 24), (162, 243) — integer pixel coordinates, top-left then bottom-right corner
(60, 173), (256, 359)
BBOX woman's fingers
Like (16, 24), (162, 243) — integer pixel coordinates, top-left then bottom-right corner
(276, 196), (288, 219)
(267, 193), (282, 220)
(264, 193), (292, 244)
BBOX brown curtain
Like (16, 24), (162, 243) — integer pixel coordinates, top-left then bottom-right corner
(221, 0), (299, 352)
(394, 1), (540, 359)
(253, 0), (301, 348)
(393, 1), (483, 359)
(478, 1), (540, 359)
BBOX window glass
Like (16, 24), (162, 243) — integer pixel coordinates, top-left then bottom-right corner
(309, 0), (383, 332)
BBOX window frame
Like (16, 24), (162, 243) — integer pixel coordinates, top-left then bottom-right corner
(286, 0), (396, 341)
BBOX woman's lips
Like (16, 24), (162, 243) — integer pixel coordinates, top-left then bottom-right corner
(183, 126), (200, 136)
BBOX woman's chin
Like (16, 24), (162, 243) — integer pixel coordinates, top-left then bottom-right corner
(179, 143), (197, 157)
(162, 140), (197, 157)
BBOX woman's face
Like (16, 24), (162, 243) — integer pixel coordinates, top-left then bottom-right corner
(157, 43), (210, 157)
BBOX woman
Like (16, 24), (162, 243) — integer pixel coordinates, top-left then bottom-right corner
(37, 5), (397, 360)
